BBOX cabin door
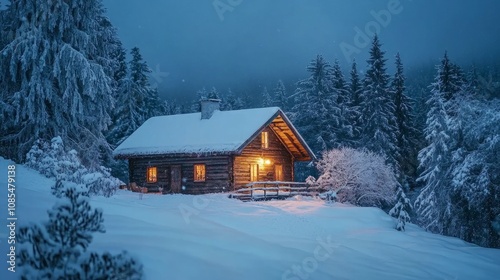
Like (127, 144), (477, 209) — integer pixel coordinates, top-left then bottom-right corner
(170, 165), (182, 193)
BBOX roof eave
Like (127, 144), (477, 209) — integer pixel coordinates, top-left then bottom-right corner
(276, 110), (317, 161)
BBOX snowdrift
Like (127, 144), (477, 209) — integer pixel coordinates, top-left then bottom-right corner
(1, 157), (499, 280)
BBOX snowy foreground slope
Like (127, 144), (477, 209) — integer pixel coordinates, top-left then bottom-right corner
(1, 158), (500, 280)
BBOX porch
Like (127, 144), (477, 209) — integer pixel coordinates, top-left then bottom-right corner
(229, 181), (324, 201)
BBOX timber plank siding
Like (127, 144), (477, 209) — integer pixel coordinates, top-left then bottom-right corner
(128, 156), (232, 194)
(127, 127), (295, 193)
(233, 127), (294, 189)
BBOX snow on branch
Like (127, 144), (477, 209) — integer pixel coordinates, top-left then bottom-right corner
(314, 148), (397, 207)
(26, 136), (122, 197)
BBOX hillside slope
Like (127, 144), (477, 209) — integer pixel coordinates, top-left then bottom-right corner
(1, 157), (499, 280)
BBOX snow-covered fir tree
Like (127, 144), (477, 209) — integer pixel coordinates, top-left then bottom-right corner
(129, 47), (166, 118)
(360, 35), (399, 169)
(273, 80), (289, 111)
(391, 53), (419, 183)
(465, 65), (481, 97)
(222, 88), (245, 111)
(110, 39), (128, 85)
(332, 60), (349, 103)
(18, 186), (143, 279)
(207, 86), (221, 99)
(107, 47), (165, 147)
(437, 52), (466, 102)
(261, 86), (273, 107)
(389, 185), (412, 231)
(191, 87), (208, 112)
(447, 97), (500, 247)
(348, 59), (363, 147)
(291, 55), (340, 154)
(415, 57), (453, 234)
(26, 137), (121, 197)
(449, 97), (500, 248)
(0, 2), (7, 50)
(331, 60), (355, 147)
(0, 0), (120, 167)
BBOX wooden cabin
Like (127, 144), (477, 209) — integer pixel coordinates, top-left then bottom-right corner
(113, 99), (315, 194)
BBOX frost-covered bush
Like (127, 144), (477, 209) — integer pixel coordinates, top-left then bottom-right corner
(80, 251), (143, 280)
(389, 186), (412, 231)
(26, 137), (121, 197)
(18, 186), (143, 279)
(315, 148), (396, 207)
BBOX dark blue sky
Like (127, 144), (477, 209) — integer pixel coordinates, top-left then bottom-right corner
(103, 0), (500, 99)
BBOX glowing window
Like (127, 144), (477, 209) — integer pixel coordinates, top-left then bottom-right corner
(275, 165), (283, 181)
(261, 131), (269, 149)
(194, 164), (206, 182)
(147, 167), (157, 183)
(250, 164), (259, 182)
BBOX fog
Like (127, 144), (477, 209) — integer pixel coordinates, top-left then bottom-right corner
(103, 0), (500, 100)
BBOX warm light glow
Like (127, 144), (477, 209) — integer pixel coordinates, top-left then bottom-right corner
(147, 167), (157, 183)
(194, 164), (206, 182)
(250, 164), (259, 181)
(261, 132), (269, 149)
(275, 164), (283, 181)
(258, 158), (271, 165)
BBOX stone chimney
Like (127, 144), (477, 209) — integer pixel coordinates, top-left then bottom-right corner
(200, 99), (220, 119)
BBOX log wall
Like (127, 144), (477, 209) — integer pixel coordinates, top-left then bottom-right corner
(233, 127), (294, 189)
(128, 155), (232, 194)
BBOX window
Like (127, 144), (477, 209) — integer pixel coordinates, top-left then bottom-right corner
(147, 167), (157, 183)
(194, 164), (206, 182)
(275, 165), (283, 181)
(250, 164), (259, 182)
(261, 131), (269, 149)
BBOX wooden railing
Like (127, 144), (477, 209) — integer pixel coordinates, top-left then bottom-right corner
(229, 181), (324, 201)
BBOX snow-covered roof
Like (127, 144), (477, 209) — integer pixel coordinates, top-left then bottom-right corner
(113, 107), (314, 161)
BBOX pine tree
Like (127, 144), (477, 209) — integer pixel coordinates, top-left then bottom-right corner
(437, 52), (466, 102)
(207, 87), (221, 99)
(0, 1), (6, 50)
(107, 47), (160, 147)
(360, 35), (399, 169)
(349, 60), (363, 110)
(348, 60), (363, 146)
(465, 65), (481, 97)
(415, 60), (452, 234)
(18, 186), (143, 278)
(261, 86), (273, 107)
(222, 88), (237, 111)
(191, 88), (208, 113)
(389, 185), (412, 231)
(449, 98), (500, 247)
(26, 136), (121, 197)
(0, 0), (119, 167)
(291, 55), (340, 154)
(331, 60), (354, 147)
(129, 47), (166, 118)
(391, 53), (418, 183)
(111, 40), (128, 85)
(273, 80), (289, 110)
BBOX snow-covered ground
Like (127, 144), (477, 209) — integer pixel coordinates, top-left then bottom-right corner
(1, 157), (500, 280)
